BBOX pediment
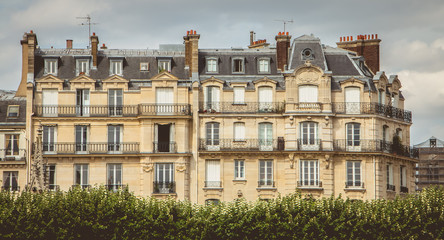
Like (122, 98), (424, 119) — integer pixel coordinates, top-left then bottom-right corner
(253, 77), (277, 85)
(373, 71), (388, 88)
(201, 76), (225, 85)
(69, 75), (95, 83)
(150, 71), (179, 81)
(339, 77), (366, 86)
(291, 62), (324, 85)
(35, 74), (64, 83)
(292, 61), (324, 77)
(102, 75), (129, 83)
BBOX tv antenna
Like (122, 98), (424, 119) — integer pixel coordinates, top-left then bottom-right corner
(77, 15), (98, 48)
(274, 19), (294, 33)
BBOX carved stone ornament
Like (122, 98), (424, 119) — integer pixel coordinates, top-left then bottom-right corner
(142, 162), (153, 172)
(288, 153), (295, 169)
(298, 69), (319, 84)
(176, 162), (187, 172)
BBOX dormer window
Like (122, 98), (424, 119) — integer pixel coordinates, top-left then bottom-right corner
(206, 58), (218, 73)
(7, 105), (19, 118)
(258, 58), (270, 74)
(110, 59), (123, 75)
(44, 59), (58, 76)
(301, 48), (314, 60)
(140, 62), (149, 71)
(76, 59), (90, 76)
(158, 60), (171, 73)
(232, 58), (244, 74)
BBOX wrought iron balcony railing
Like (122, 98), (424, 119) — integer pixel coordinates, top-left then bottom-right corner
(71, 184), (91, 190)
(297, 180), (322, 188)
(345, 181), (365, 188)
(41, 142), (139, 154)
(199, 102), (285, 114)
(153, 142), (177, 153)
(48, 185), (60, 191)
(1, 186), (20, 191)
(204, 181), (222, 188)
(333, 139), (418, 158)
(400, 186), (409, 193)
(153, 181), (175, 194)
(199, 138), (281, 151)
(106, 184), (125, 191)
(34, 104), (192, 117)
(387, 184), (396, 191)
(258, 180), (275, 187)
(0, 149), (26, 161)
(332, 102), (412, 123)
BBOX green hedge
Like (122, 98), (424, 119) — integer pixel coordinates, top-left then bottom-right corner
(0, 186), (443, 239)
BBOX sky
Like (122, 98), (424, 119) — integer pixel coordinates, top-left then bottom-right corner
(0, 0), (443, 144)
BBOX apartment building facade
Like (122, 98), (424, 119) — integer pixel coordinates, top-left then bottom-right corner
(414, 137), (444, 191)
(17, 30), (417, 203)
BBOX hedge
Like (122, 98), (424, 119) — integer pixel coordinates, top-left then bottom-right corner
(0, 186), (443, 239)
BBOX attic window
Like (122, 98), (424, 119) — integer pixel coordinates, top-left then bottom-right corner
(44, 59), (58, 76)
(302, 48), (314, 60)
(140, 62), (149, 71)
(232, 58), (245, 74)
(7, 105), (19, 118)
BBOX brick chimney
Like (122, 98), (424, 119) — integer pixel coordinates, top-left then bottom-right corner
(66, 39), (73, 49)
(100, 43), (107, 49)
(275, 32), (291, 71)
(90, 32), (99, 68)
(337, 34), (381, 74)
(16, 30), (38, 97)
(183, 30), (200, 78)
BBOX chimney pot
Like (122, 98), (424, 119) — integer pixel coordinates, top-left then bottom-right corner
(30, 30), (33, 34)
(347, 36), (349, 41)
(66, 39), (73, 49)
(194, 30), (196, 34)
(372, 34), (374, 39)
(351, 36), (353, 41)
(286, 32), (288, 35)
(375, 34), (378, 39)
(187, 31), (189, 35)
(93, 32), (95, 36)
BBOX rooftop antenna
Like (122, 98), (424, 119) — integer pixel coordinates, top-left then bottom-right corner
(274, 19), (294, 33)
(77, 15), (98, 48)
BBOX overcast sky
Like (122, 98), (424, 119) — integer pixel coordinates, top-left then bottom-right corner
(1, 0), (443, 144)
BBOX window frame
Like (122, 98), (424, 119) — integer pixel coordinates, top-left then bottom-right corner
(232, 57), (245, 74)
(107, 163), (122, 191)
(110, 59), (123, 76)
(301, 48), (314, 60)
(346, 161), (362, 187)
(206, 122), (220, 146)
(234, 159), (245, 180)
(74, 164), (89, 188)
(206, 57), (218, 73)
(300, 122), (318, 146)
(108, 125), (122, 152)
(44, 58), (58, 76)
(259, 160), (273, 187)
(5, 134), (20, 156)
(7, 105), (19, 118)
(387, 163), (394, 190)
(233, 122), (245, 141)
(346, 123), (361, 147)
(75, 125), (88, 152)
(48, 165), (57, 190)
(300, 160), (320, 187)
(2, 171), (18, 191)
(257, 58), (270, 74)
(140, 62), (149, 71)
(76, 58), (90, 76)
(233, 86), (245, 104)
(158, 59), (171, 73)
(43, 125), (57, 152)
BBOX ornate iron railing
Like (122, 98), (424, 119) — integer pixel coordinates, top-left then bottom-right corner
(41, 142), (139, 154)
(332, 102), (412, 123)
(199, 138), (281, 151)
(345, 181), (365, 188)
(205, 181), (222, 188)
(153, 181), (176, 194)
(258, 180), (275, 187)
(199, 102), (285, 114)
(297, 180), (322, 188)
(0, 149), (26, 161)
(139, 104), (191, 116)
(400, 186), (409, 193)
(333, 139), (418, 158)
(153, 142), (177, 153)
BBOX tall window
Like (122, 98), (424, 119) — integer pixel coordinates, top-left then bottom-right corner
(42, 89), (58, 117)
(108, 125), (121, 152)
(205, 160), (221, 187)
(108, 89), (123, 116)
(300, 160), (319, 187)
(300, 122), (318, 150)
(156, 87), (174, 115)
(154, 163), (174, 193)
(74, 164), (89, 188)
(76, 89), (90, 116)
(392, 93), (399, 108)
(234, 160), (245, 180)
(76, 59), (90, 75)
(346, 161), (362, 187)
(258, 87), (273, 112)
(75, 125), (88, 152)
(258, 123), (273, 151)
(48, 165), (57, 190)
(378, 89), (385, 105)
(346, 123), (360, 151)
(232, 58), (244, 73)
(205, 86), (220, 111)
(387, 163), (394, 191)
(234, 122), (245, 141)
(258, 59), (270, 73)
(5, 134), (19, 156)
(233, 87), (245, 104)
(44, 59), (58, 75)
(400, 165), (407, 192)
(2, 171), (18, 191)
(110, 60), (123, 75)
(107, 164), (122, 191)
(206, 122), (220, 150)
(299, 85), (318, 103)
(345, 87), (360, 114)
(207, 58), (217, 73)
(259, 160), (273, 187)
(382, 125), (389, 152)
(43, 126), (56, 152)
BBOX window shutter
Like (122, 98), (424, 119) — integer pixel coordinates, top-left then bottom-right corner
(206, 160), (220, 181)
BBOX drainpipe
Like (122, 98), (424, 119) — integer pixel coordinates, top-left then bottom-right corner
(374, 156), (377, 199)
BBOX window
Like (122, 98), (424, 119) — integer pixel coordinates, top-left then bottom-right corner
(299, 85), (318, 103)
(140, 62), (149, 71)
(301, 48), (314, 60)
(108, 89), (123, 116)
(205, 199), (220, 205)
(154, 163), (174, 193)
(300, 122), (319, 150)
(74, 164), (89, 188)
(108, 125), (121, 152)
(42, 89), (58, 117)
(258, 58), (270, 73)
(205, 160), (221, 187)
(346, 161), (362, 187)
(43, 126), (56, 152)
(259, 160), (273, 187)
(156, 87), (174, 115)
(233, 87), (245, 104)
(7, 105), (19, 118)
(206, 122), (220, 150)
(387, 163), (394, 191)
(5, 134), (19, 156)
(346, 123), (360, 151)
(155, 123), (175, 153)
(234, 160), (245, 180)
(107, 164), (122, 191)
(44, 59), (58, 75)
(110, 60), (123, 75)
(345, 87), (360, 114)
(158, 60), (171, 72)
(75, 125), (88, 152)
(48, 165), (57, 190)
(382, 125), (389, 144)
(378, 89), (385, 105)
(300, 160), (319, 187)
(392, 93), (399, 108)
(207, 58), (218, 73)
(259, 123), (273, 151)
(400, 165), (407, 189)
(2, 171), (18, 191)
(234, 122), (245, 141)
(76, 59), (90, 75)
(76, 89), (90, 116)
(396, 128), (403, 141)
(205, 86), (220, 111)
(258, 86), (273, 112)
(232, 58), (244, 73)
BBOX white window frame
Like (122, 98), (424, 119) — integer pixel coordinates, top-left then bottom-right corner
(346, 161), (362, 187)
(300, 160), (320, 187)
(258, 122), (273, 151)
(7, 105), (19, 118)
(108, 125), (122, 152)
(234, 160), (245, 180)
(107, 163), (122, 191)
(259, 160), (273, 187)
(205, 160), (221, 187)
(5, 134), (19, 157)
(158, 60), (171, 73)
(300, 122), (319, 150)
(233, 122), (245, 141)
(75, 125), (88, 153)
(232, 57), (244, 74)
(400, 165), (407, 187)
(233, 86), (245, 104)
(299, 85), (318, 103)
(108, 89), (123, 116)
(204, 86), (220, 112)
(74, 164), (89, 187)
(44, 58), (58, 76)
(76, 59), (90, 76)
(206, 58), (218, 73)
(110, 59), (123, 75)
(2, 171), (18, 191)
(387, 163), (394, 190)
(346, 123), (361, 151)
(140, 62), (149, 71)
(48, 165), (57, 190)
(206, 122), (220, 150)
(258, 58), (270, 74)
(43, 125), (57, 153)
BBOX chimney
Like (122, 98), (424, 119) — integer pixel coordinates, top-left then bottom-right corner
(16, 30), (38, 97)
(337, 34), (381, 74)
(250, 31), (254, 46)
(90, 32), (99, 68)
(66, 39), (73, 49)
(275, 32), (291, 71)
(100, 43), (107, 49)
(183, 30), (200, 78)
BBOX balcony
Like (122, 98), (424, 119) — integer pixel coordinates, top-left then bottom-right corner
(332, 102), (412, 123)
(297, 180), (322, 188)
(42, 142), (139, 154)
(0, 149), (26, 161)
(292, 102), (322, 112)
(153, 181), (175, 194)
(400, 186), (409, 193)
(72, 184), (91, 190)
(199, 102), (285, 114)
(153, 142), (177, 153)
(345, 181), (365, 189)
(258, 180), (275, 188)
(334, 139), (418, 158)
(34, 104), (191, 117)
(106, 184), (125, 191)
(199, 138), (282, 152)
(205, 181), (222, 188)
